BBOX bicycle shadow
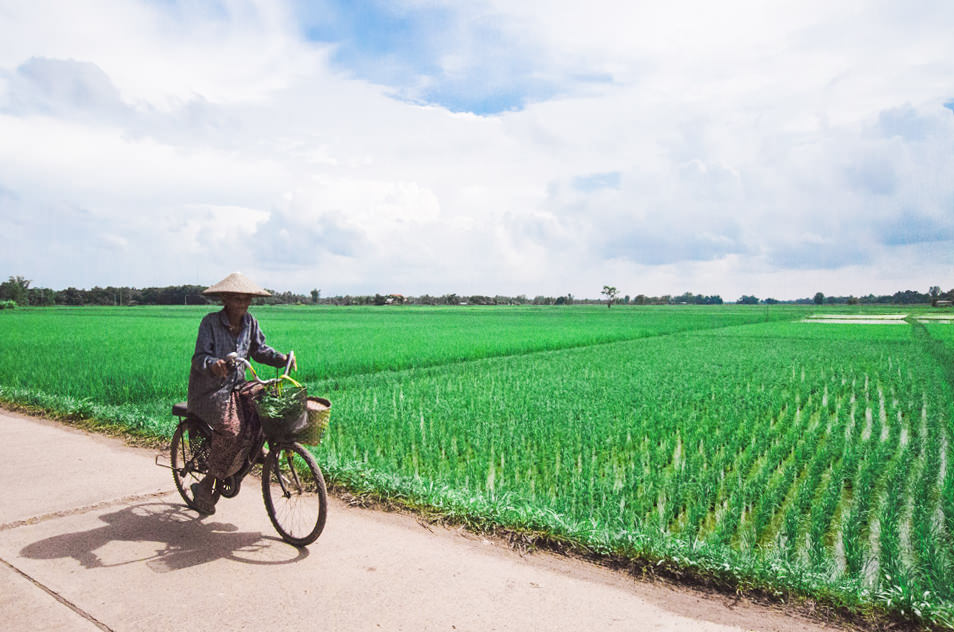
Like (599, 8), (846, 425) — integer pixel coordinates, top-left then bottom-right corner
(19, 502), (308, 572)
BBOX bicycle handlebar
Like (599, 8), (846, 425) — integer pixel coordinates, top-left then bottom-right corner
(284, 350), (295, 375)
(225, 350), (295, 386)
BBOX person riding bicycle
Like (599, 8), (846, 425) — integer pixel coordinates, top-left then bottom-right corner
(187, 272), (295, 515)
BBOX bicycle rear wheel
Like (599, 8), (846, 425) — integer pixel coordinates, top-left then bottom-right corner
(261, 442), (327, 546)
(171, 419), (221, 510)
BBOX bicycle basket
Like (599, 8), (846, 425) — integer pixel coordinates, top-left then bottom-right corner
(257, 381), (308, 442)
(295, 397), (331, 445)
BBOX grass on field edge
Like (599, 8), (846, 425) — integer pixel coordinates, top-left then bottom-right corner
(0, 395), (168, 450)
(2, 395), (951, 632)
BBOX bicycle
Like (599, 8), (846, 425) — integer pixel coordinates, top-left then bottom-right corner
(163, 351), (329, 546)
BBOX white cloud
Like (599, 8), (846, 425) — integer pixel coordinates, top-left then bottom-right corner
(1, 0), (953, 298)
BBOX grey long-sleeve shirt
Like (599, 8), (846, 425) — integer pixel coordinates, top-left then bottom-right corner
(186, 309), (285, 426)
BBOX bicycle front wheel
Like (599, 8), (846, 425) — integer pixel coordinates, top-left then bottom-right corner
(261, 442), (327, 546)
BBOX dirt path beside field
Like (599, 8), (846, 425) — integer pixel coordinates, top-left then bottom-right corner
(0, 408), (856, 632)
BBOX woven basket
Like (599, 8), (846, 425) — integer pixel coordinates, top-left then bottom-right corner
(294, 397), (331, 445)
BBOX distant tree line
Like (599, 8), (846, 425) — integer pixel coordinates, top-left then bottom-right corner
(0, 278), (208, 306)
(613, 288), (954, 307)
(0, 276), (312, 307)
(794, 287), (954, 306)
(321, 293), (602, 306)
(0, 275), (951, 308)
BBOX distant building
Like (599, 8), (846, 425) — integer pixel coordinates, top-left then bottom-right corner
(934, 300), (952, 307)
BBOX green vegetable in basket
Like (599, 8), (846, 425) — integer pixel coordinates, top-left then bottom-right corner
(256, 383), (307, 423)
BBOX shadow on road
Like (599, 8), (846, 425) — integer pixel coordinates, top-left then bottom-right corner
(20, 502), (308, 572)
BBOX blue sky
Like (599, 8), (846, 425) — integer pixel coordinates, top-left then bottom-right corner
(299, 1), (455, 80)
(1, 0), (953, 299)
(293, 0), (585, 114)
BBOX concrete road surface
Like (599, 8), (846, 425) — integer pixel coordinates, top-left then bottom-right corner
(0, 408), (849, 632)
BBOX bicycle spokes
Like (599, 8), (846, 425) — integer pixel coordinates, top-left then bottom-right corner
(171, 420), (220, 511)
(261, 443), (327, 546)
(278, 451), (304, 497)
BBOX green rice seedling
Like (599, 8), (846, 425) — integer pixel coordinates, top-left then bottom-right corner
(3, 304), (954, 623)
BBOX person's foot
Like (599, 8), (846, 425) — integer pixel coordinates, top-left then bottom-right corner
(190, 482), (217, 515)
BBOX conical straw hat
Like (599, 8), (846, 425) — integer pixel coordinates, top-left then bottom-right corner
(202, 272), (271, 297)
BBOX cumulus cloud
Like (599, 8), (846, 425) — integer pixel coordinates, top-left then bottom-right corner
(3, 57), (126, 119)
(1, 0), (953, 298)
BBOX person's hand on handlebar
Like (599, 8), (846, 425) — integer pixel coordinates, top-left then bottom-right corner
(210, 352), (292, 381)
(211, 358), (230, 378)
(213, 352), (243, 378)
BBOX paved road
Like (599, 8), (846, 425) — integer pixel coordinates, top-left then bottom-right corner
(0, 409), (847, 632)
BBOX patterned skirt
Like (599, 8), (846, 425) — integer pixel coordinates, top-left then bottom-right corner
(207, 382), (264, 479)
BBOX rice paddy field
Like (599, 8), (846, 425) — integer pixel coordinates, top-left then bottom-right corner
(1, 304), (953, 627)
